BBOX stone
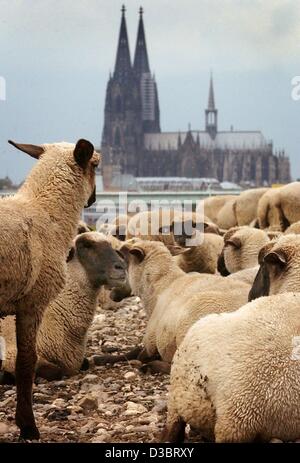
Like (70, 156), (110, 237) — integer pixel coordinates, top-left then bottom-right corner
(78, 396), (98, 412)
(123, 401), (147, 416)
(269, 438), (283, 443)
(124, 371), (136, 380)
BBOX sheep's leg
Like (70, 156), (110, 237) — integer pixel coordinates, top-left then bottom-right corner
(15, 310), (40, 441)
(162, 416), (186, 443)
(140, 360), (171, 374)
(35, 359), (63, 381)
(80, 357), (90, 371)
(93, 345), (144, 365)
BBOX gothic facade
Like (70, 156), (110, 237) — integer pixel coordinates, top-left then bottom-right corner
(101, 6), (291, 188)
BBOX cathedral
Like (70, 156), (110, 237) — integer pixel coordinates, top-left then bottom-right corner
(101, 6), (291, 188)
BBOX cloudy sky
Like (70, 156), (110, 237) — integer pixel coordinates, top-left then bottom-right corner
(0, 0), (299, 182)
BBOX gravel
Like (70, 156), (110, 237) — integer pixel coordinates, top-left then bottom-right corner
(0, 296), (169, 443)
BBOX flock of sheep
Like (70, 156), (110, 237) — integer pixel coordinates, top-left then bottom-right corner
(1, 139), (300, 443)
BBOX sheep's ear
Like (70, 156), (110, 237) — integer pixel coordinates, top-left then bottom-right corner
(66, 246), (75, 262)
(8, 140), (44, 159)
(226, 237), (241, 249)
(74, 139), (94, 169)
(129, 247), (145, 263)
(264, 250), (287, 266)
(167, 245), (191, 256)
(267, 231), (281, 240)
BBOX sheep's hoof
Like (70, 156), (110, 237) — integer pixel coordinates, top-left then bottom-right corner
(0, 371), (16, 385)
(140, 360), (171, 375)
(19, 425), (40, 441)
(80, 358), (90, 371)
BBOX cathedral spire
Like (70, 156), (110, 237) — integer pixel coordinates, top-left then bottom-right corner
(114, 5), (132, 80)
(207, 72), (215, 110)
(133, 6), (150, 77)
(205, 72), (218, 139)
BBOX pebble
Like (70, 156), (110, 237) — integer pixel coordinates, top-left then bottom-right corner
(78, 396), (98, 412)
(123, 401), (148, 416)
(269, 438), (283, 443)
(124, 371), (136, 380)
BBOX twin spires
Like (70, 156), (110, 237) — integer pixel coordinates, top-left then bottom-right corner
(114, 5), (151, 80)
(133, 7), (150, 77)
(114, 5), (132, 80)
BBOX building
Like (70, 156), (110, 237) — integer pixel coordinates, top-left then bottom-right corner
(101, 6), (291, 189)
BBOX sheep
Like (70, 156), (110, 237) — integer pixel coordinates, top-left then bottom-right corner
(215, 197), (237, 229)
(118, 239), (251, 372)
(0, 232), (127, 380)
(234, 187), (268, 226)
(0, 139), (99, 440)
(111, 213), (130, 240)
(77, 220), (91, 235)
(173, 232), (224, 274)
(217, 226), (270, 276)
(249, 234), (300, 301)
(285, 221), (300, 235)
(257, 182), (300, 231)
(164, 291), (300, 443)
(126, 209), (219, 248)
(200, 195), (237, 224)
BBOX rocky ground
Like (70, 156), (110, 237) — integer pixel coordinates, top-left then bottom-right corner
(0, 297), (171, 443)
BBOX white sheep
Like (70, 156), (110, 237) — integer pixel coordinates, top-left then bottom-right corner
(234, 187), (268, 226)
(0, 232), (127, 380)
(0, 139), (99, 440)
(257, 182), (300, 231)
(119, 240), (251, 372)
(164, 292), (300, 442)
(217, 226), (270, 276)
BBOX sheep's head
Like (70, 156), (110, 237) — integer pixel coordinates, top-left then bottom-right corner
(249, 234), (300, 301)
(119, 239), (177, 297)
(218, 226), (270, 276)
(69, 232), (127, 290)
(8, 139), (100, 209)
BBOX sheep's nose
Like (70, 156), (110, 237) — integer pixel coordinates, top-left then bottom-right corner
(114, 263), (125, 271)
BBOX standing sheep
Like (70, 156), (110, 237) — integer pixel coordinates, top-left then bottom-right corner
(0, 139), (99, 440)
(257, 182), (300, 231)
(200, 195), (237, 225)
(234, 187), (268, 226)
(1, 232), (127, 380)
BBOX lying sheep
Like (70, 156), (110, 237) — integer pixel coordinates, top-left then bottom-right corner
(120, 240), (251, 371)
(173, 232), (224, 274)
(1, 232), (126, 380)
(126, 210), (219, 248)
(0, 139), (99, 440)
(164, 292), (300, 442)
(217, 226), (270, 276)
(249, 234), (300, 300)
(285, 221), (300, 235)
(257, 182), (300, 231)
(234, 187), (268, 226)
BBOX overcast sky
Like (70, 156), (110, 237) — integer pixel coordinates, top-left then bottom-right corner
(0, 0), (299, 182)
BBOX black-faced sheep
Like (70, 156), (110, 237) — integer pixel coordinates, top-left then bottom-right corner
(0, 139), (99, 440)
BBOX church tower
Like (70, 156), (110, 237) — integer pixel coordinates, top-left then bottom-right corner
(133, 7), (160, 133)
(205, 73), (218, 139)
(101, 5), (143, 182)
